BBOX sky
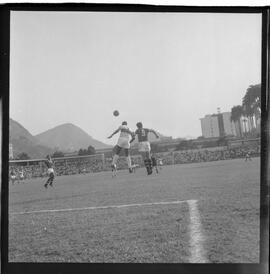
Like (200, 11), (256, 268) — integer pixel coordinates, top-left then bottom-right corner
(10, 11), (262, 146)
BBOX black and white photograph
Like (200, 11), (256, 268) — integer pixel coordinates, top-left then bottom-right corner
(2, 4), (268, 271)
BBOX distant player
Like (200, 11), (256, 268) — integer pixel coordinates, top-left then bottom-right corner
(19, 168), (25, 182)
(157, 158), (163, 170)
(44, 155), (55, 188)
(10, 169), (17, 184)
(108, 121), (134, 176)
(151, 154), (159, 174)
(130, 122), (159, 175)
(81, 166), (87, 175)
(130, 164), (140, 173)
(245, 151), (252, 161)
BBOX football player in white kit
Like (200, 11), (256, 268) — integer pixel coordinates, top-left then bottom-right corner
(108, 121), (134, 175)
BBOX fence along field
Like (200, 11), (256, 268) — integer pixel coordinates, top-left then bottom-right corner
(9, 157), (260, 263)
(9, 143), (260, 178)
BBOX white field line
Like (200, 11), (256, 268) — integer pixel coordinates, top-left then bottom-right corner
(11, 198), (208, 263)
(10, 199), (190, 215)
(187, 199), (208, 263)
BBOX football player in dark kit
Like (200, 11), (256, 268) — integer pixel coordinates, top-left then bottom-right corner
(130, 122), (159, 175)
(44, 155), (55, 188)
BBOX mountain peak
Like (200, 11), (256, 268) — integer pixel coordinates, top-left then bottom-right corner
(9, 118), (53, 158)
(61, 122), (74, 126)
(52, 123), (77, 129)
(9, 119), (111, 157)
(35, 123), (111, 151)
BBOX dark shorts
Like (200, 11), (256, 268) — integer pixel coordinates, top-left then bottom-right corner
(114, 145), (130, 156)
(49, 172), (54, 179)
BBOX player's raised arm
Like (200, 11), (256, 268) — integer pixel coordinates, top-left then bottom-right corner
(149, 129), (159, 139)
(108, 127), (120, 139)
(127, 128), (134, 136)
(130, 129), (137, 144)
(130, 132), (136, 144)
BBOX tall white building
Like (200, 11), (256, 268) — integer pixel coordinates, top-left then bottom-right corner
(200, 112), (238, 138)
(200, 115), (220, 138)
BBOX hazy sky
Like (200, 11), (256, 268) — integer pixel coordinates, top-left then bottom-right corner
(10, 11), (261, 145)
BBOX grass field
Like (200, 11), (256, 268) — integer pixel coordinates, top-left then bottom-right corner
(9, 158), (260, 263)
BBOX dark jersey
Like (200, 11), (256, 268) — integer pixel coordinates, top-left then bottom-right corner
(135, 128), (151, 142)
(45, 159), (53, 168)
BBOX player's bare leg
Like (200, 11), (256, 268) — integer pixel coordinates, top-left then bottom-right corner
(142, 151), (152, 175)
(44, 178), (49, 188)
(44, 174), (53, 188)
(111, 154), (119, 177)
(125, 149), (133, 173)
(111, 146), (122, 177)
(127, 157), (133, 173)
(111, 155), (118, 177)
(49, 174), (54, 187)
(111, 164), (117, 177)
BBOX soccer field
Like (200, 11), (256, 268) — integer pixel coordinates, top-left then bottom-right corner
(9, 158), (260, 263)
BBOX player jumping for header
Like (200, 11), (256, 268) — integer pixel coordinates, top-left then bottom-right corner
(108, 121), (134, 176)
(44, 155), (56, 188)
(130, 122), (159, 175)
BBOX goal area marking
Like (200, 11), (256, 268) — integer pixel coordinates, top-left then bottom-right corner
(10, 199), (191, 215)
(187, 199), (209, 263)
(10, 198), (208, 263)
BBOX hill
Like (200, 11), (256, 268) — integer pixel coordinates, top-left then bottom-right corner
(9, 119), (53, 159)
(35, 123), (111, 152)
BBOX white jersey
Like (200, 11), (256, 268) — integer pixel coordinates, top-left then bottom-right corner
(117, 125), (132, 149)
(118, 125), (131, 140)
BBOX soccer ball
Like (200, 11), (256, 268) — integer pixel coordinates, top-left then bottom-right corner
(113, 110), (119, 117)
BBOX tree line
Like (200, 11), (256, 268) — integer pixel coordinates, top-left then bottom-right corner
(230, 84), (261, 137)
(14, 145), (96, 160)
(52, 145), (96, 158)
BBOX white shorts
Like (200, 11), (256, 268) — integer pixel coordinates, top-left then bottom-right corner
(48, 168), (54, 174)
(117, 137), (130, 149)
(138, 141), (151, 152)
(11, 175), (16, 180)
